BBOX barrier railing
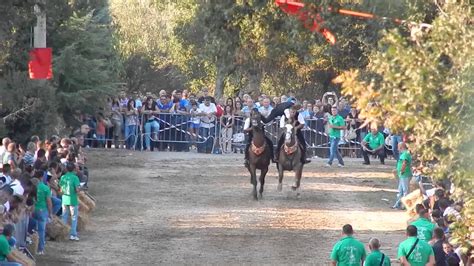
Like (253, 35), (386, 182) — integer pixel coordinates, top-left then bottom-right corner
(82, 113), (381, 158)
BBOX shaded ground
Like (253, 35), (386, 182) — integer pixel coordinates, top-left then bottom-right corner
(38, 149), (409, 265)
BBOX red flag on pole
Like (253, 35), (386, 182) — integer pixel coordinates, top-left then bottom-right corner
(28, 48), (53, 79)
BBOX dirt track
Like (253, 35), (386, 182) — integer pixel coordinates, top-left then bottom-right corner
(38, 149), (408, 265)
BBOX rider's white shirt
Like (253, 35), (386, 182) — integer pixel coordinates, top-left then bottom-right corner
(243, 118), (251, 130)
(280, 109), (305, 128)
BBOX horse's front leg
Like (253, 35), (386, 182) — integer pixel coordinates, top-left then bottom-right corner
(291, 166), (303, 197)
(259, 166), (268, 199)
(277, 164), (284, 192)
(250, 165), (258, 200)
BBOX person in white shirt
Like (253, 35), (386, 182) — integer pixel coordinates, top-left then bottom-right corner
(197, 97), (217, 153)
(0, 138), (11, 165)
(258, 98), (273, 118)
(10, 169), (24, 196)
(0, 164), (12, 188)
(275, 105), (311, 164)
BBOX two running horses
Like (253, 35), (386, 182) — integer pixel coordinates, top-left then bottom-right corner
(246, 109), (304, 200)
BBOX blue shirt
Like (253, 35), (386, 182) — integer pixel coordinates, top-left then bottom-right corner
(135, 99), (142, 108)
(157, 101), (173, 111)
(241, 105), (256, 117)
(176, 99), (189, 111)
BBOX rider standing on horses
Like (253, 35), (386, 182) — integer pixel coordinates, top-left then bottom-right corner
(275, 104), (311, 164)
(243, 108), (275, 168)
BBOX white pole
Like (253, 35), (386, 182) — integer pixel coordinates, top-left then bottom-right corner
(33, 0), (46, 48)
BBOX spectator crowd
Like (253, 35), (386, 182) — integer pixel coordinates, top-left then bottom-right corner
(0, 134), (89, 264)
(73, 88), (401, 159)
(0, 88), (469, 265)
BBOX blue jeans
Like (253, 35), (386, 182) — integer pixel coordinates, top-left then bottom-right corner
(327, 137), (344, 165)
(0, 262), (22, 266)
(33, 209), (48, 252)
(144, 120), (160, 150)
(62, 205), (78, 237)
(125, 125), (137, 149)
(393, 178), (410, 208)
(391, 135), (402, 161)
(52, 196), (62, 215)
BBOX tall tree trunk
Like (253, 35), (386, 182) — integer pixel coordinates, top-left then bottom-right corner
(247, 69), (261, 98)
(214, 65), (226, 101)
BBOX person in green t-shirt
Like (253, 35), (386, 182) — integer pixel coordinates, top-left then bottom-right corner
(330, 224), (366, 266)
(0, 224), (20, 264)
(392, 142), (413, 209)
(31, 177), (52, 255)
(59, 163), (81, 241)
(364, 238), (391, 266)
(410, 209), (436, 242)
(361, 127), (386, 165)
(326, 106), (346, 167)
(397, 225), (435, 266)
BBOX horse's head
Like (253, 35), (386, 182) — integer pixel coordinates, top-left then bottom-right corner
(284, 123), (296, 144)
(250, 108), (262, 128)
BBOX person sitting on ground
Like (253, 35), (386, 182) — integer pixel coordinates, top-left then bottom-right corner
(361, 126), (386, 165)
(0, 138), (11, 163)
(407, 204), (427, 224)
(410, 208), (436, 242)
(443, 242), (460, 266)
(0, 164), (12, 188)
(3, 143), (20, 170)
(392, 142), (412, 210)
(430, 227), (446, 266)
(438, 199), (461, 224)
(364, 237), (391, 266)
(9, 169), (24, 196)
(243, 108), (275, 167)
(22, 142), (36, 170)
(33, 148), (47, 172)
(0, 224), (21, 265)
(397, 225), (435, 266)
(275, 104), (311, 164)
(330, 224), (366, 266)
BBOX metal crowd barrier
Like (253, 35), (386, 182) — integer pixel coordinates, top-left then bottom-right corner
(82, 112), (369, 158)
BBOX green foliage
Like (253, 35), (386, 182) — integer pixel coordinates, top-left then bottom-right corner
(53, 8), (120, 117)
(340, 3), (473, 251)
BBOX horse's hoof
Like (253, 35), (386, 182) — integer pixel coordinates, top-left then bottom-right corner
(291, 186), (297, 191)
(252, 190), (258, 200)
(258, 193), (263, 199)
(277, 183), (282, 192)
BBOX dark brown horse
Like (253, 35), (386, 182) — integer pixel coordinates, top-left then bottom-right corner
(247, 110), (272, 200)
(277, 122), (304, 196)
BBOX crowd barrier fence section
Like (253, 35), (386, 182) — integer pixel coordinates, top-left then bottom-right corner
(83, 113), (396, 158)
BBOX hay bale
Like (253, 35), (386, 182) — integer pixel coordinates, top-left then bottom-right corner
(27, 232), (39, 256)
(401, 189), (424, 217)
(79, 199), (90, 213)
(46, 216), (70, 241)
(78, 192), (96, 211)
(11, 250), (35, 266)
(77, 212), (90, 232)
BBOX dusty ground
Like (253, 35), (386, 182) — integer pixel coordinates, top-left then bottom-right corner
(37, 149), (410, 265)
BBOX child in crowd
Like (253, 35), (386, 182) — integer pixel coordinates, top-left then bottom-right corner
(188, 100), (202, 149)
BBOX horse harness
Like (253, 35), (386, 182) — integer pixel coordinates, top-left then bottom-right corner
(251, 141), (266, 156)
(283, 141), (298, 155)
